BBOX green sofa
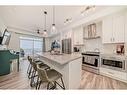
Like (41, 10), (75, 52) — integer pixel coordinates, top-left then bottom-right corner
(0, 50), (19, 76)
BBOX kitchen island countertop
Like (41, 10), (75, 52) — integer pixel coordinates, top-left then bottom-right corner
(37, 52), (82, 65)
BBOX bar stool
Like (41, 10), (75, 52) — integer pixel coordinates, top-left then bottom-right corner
(27, 56), (33, 79)
(28, 56), (50, 87)
(27, 56), (38, 74)
(36, 65), (65, 90)
(27, 56), (49, 79)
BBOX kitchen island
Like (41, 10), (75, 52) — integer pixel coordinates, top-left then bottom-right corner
(37, 52), (82, 89)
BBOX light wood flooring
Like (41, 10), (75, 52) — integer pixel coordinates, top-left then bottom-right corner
(0, 60), (127, 89)
(80, 70), (127, 89)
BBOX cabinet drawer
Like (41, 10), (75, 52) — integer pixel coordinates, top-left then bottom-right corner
(100, 67), (127, 82)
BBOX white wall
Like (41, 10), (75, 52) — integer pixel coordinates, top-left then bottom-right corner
(8, 28), (44, 51)
(102, 44), (118, 54)
(0, 16), (20, 51)
(8, 32), (20, 51)
(0, 16), (7, 49)
(0, 17), (7, 36)
(60, 7), (127, 33)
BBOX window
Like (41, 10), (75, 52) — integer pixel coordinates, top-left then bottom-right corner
(20, 37), (43, 57)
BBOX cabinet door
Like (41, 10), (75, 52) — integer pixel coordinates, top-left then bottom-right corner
(125, 13), (127, 43)
(73, 26), (83, 45)
(102, 16), (113, 43)
(113, 14), (125, 43)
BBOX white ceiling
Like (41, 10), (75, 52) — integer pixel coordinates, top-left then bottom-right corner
(0, 6), (109, 35)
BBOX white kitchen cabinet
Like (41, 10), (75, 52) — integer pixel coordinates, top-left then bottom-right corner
(102, 13), (125, 43)
(73, 26), (83, 45)
(100, 67), (127, 83)
(102, 16), (113, 43)
(112, 14), (125, 43)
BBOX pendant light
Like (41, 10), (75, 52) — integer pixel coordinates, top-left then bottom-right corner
(51, 6), (57, 34)
(43, 11), (47, 36)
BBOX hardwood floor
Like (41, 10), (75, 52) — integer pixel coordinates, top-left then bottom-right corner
(0, 60), (127, 89)
(80, 70), (127, 89)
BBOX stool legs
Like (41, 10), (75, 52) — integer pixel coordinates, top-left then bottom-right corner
(36, 81), (42, 90)
(55, 77), (65, 90)
(30, 70), (37, 87)
(27, 64), (31, 74)
(36, 77), (65, 90)
(61, 77), (65, 89)
(28, 65), (32, 79)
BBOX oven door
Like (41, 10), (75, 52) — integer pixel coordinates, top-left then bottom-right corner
(82, 55), (98, 67)
(101, 58), (125, 71)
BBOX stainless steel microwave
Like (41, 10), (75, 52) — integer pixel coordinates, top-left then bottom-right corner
(101, 56), (126, 72)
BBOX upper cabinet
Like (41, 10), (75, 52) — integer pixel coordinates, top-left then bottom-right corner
(73, 26), (83, 46)
(102, 13), (125, 43)
(125, 12), (127, 43)
(102, 16), (113, 43)
(112, 14), (125, 43)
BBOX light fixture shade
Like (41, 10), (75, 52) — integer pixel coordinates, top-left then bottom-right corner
(51, 6), (57, 35)
(43, 11), (48, 37)
(43, 30), (48, 36)
(51, 24), (57, 34)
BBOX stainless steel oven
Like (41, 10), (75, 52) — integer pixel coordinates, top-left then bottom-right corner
(82, 55), (99, 67)
(82, 52), (100, 74)
(101, 56), (126, 71)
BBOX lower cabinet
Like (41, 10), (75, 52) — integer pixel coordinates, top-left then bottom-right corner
(100, 67), (127, 83)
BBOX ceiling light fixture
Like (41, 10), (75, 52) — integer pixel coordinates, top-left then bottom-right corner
(64, 18), (72, 25)
(51, 6), (57, 34)
(43, 11), (47, 36)
(37, 29), (40, 34)
(81, 6), (96, 16)
(36, 11), (48, 37)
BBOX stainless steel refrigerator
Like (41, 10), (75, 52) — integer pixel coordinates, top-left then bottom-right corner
(62, 38), (71, 54)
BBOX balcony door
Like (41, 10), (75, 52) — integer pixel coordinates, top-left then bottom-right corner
(20, 37), (43, 58)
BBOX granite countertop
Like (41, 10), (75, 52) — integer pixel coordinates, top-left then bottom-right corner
(37, 52), (82, 65)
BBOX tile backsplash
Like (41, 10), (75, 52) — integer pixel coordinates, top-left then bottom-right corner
(83, 38), (102, 52)
(102, 43), (125, 55)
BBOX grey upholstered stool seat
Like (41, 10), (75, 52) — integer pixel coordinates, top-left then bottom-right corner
(27, 56), (49, 75)
(36, 66), (65, 90)
(46, 69), (62, 82)
(27, 56), (50, 87)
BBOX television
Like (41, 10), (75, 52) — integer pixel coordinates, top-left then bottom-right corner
(1, 29), (11, 45)
(0, 37), (2, 44)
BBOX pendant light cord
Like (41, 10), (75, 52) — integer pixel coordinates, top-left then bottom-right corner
(44, 11), (47, 31)
(53, 6), (55, 25)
